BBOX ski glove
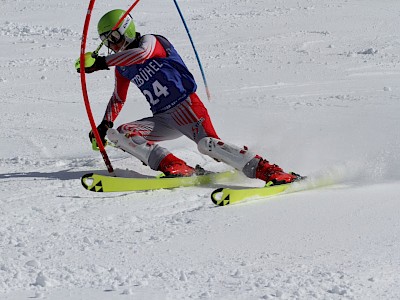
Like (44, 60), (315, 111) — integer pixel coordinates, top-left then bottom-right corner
(89, 120), (114, 147)
(76, 56), (109, 73)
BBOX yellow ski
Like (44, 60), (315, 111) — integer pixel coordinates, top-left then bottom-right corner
(211, 176), (335, 206)
(81, 170), (237, 192)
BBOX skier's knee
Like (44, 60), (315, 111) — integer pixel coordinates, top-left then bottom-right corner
(117, 125), (141, 137)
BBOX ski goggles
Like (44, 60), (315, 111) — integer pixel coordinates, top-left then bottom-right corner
(100, 30), (124, 47)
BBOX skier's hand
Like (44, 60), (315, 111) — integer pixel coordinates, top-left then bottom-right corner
(75, 53), (109, 74)
(89, 120), (114, 148)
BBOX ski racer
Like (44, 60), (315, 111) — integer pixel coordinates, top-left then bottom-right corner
(77, 9), (300, 185)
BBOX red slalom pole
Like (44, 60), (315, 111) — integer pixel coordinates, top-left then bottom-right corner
(80, 0), (115, 175)
(113, 0), (141, 29)
(79, 0), (143, 174)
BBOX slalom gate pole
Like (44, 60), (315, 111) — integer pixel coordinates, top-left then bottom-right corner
(114, 0), (142, 29)
(80, 0), (143, 174)
(172, 0), (211, 101)
(80, 0), (115, 175)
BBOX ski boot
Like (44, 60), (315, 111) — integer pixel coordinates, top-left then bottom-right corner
(158, 154), (195, 177)
(255, 159), (302, 186)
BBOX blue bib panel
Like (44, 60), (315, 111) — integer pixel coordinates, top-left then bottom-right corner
(117, 35), (197, 114)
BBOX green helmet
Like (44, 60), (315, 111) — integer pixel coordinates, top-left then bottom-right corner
(97, 9), (136, 48)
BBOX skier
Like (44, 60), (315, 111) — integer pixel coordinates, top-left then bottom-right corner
(77, 9), (300, 185)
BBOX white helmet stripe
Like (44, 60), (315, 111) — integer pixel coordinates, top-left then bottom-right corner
(118, 15), (132, 35)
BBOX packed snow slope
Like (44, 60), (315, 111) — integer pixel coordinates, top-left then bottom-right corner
(1, 0), (400, 299)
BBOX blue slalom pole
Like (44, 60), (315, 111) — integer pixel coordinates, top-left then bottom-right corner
(172, 0), (211, 101)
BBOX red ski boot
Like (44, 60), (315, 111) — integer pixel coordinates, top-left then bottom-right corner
(158, 154), (195, 177)
(255, 159), (299, 186)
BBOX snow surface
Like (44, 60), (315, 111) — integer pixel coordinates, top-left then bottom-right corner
(1, 0), (400, 299)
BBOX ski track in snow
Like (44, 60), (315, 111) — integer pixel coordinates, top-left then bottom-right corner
(1, 0), (400, 299)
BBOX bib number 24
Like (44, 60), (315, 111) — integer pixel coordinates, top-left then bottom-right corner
(143, 80), (169, 105)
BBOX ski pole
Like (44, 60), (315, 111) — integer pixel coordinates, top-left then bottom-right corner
(172, 0), (211, 101)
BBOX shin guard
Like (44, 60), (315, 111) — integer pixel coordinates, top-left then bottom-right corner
(197, 137), (259, 177)
(107, 128), (169, 170)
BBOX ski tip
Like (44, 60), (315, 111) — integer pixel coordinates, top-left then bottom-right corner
(81, 173), (104, 192)
(81, 173), (94, 190)
(211, 188), (230, 206)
